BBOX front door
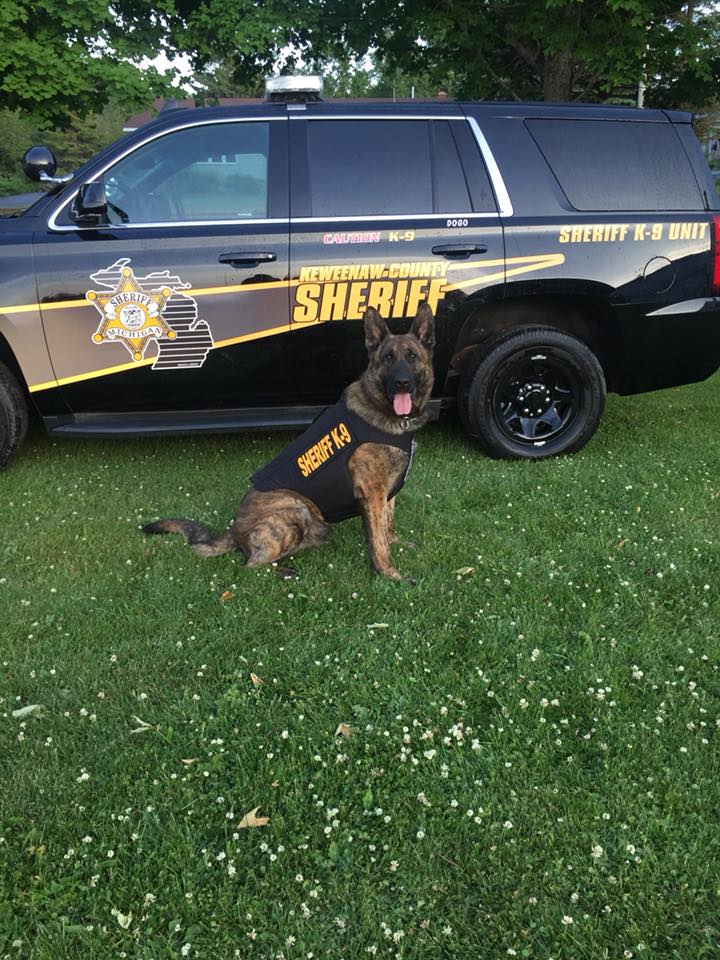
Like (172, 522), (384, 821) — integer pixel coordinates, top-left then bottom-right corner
(34, 116), (290, 414)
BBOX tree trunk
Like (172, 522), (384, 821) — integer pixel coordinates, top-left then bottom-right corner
(543, 49), (575, 100)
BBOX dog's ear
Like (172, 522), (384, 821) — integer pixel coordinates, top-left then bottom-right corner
(410, 302), (435, 351)
(363, 306), (390, 353)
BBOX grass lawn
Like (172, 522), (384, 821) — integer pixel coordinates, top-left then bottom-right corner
(1, 374), (719, 960)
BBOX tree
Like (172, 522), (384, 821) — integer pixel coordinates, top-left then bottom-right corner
(0, 0), (177, 128)
(0, 101), (129, 194)
(170, 0), (720, 106)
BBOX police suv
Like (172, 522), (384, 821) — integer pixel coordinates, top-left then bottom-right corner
(1, 75), (719, 467)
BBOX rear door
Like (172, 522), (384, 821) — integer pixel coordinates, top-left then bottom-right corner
(287, 109), (505, 402)
(34, 112), (290, 415)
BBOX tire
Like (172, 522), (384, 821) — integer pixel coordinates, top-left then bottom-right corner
(0, 361), (29, 469)
(459, 326), (606, 459)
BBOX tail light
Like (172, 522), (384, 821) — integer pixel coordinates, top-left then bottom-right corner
(712, 215), (720, 295)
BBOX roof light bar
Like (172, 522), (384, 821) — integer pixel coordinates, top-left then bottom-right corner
(265, 76), (323, 102)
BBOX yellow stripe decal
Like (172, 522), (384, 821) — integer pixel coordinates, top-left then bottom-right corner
(445, 254), (564, 292)
(3, 278), (296, 318)
(28, 323), (290, 393)
(21, 255), (564, 393)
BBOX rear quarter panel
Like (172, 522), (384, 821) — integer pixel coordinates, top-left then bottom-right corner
(464, 110), (719, 393)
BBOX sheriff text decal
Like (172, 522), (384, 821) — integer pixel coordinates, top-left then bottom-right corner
(558, 222), (709, 243)
(293, 260), (450, 324)
(297, 421), (352, 478)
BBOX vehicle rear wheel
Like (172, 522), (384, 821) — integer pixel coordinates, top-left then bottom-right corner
(0, 361), (29, 469)
(459, 326), (606, 459)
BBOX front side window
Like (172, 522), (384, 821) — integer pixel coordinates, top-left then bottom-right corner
(99, 122), (270, 224)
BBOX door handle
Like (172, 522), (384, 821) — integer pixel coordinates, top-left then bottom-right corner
(431, 244), (487, 258)
(218, 251), (277, 266)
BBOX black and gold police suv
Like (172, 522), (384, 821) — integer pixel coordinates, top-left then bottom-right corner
(2, 75), (720, 467)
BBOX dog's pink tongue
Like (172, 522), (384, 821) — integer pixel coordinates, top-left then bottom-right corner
(393, 393), (412, 416)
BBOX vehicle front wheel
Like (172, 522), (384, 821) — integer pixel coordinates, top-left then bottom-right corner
(0, 361), (29, 469)
(459, 326), (606, 459)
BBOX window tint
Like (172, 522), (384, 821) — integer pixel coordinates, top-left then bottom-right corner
(102, 122), (269, 223)
(526, 118), (703, 212)
(432, 122), (473, 213)
(307, 120), (433, 217)
(449, 121), (498, 213)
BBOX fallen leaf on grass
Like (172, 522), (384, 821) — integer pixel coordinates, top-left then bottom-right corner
(220, 590), (234, 603)
(455, 566), (475, 578)
(237, 807), (270, 829)
(250, 673), (264, 686)
(366, 623), (389, 630)
(130, 715), (157, 734)
(335, 723), (353, 738)
(181, 758), (199, 766)
(12, 704), (43, 719)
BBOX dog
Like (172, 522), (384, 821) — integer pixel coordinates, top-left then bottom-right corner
(142, 303), (434, 582)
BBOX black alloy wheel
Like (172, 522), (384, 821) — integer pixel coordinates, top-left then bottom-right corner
(459, 326), (606, 459)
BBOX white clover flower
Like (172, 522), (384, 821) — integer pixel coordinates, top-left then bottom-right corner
(562, 915), (574, 925)
(591, 844), (604, 859)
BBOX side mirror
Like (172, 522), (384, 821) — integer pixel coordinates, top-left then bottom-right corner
(22, 145), (58, 182)
(73, 181), (108, 226)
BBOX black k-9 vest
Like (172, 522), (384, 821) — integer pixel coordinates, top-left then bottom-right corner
(250, 398), (415, 523)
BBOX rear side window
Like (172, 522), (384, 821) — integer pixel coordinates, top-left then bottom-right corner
(432, 121), (473, 213)
(304, 119), (495, 217)
(526, 118), (703, 212)
(307, 120), (433, 217)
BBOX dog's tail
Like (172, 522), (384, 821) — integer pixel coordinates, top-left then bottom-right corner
(142, 519), (237, 557)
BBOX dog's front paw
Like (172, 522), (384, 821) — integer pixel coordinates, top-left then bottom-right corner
(375, 565), (417, 585)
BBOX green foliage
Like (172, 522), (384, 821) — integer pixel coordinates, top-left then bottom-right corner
(177, 0), (720, 106)
(42, 102), (127, 170)
(0, 103), (126, 197)
(0, 110), (38, 193)
(3, 0), (720, 139)
(0, 0), (177, 128)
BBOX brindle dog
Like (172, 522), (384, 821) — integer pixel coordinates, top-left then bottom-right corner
(142, 303), (434, 581)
